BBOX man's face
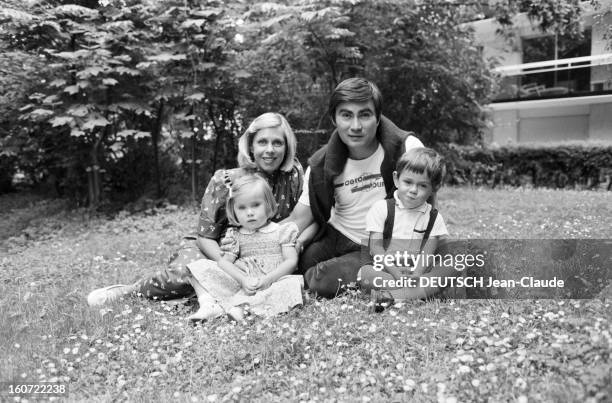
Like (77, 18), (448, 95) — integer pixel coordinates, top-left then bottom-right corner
(333, 100), (379, 159)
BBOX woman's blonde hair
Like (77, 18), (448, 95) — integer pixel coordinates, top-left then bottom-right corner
(237, 112), (297, 172)
(226, 174), (278, 227)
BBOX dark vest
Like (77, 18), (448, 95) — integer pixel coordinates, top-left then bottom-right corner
(307, 116), (414, 239)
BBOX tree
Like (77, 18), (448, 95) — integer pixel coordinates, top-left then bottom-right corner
(238, 0), (495, 143)
(1, 0), (246, 205)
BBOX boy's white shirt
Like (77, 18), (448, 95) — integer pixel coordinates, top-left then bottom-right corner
(365, 190), (448, 239)
(298, 135), (424, 244)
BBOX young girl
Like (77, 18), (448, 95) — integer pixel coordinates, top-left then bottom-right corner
(185, 174), (303, 322)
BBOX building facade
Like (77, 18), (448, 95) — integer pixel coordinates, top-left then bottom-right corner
(471, 2), (612, 143)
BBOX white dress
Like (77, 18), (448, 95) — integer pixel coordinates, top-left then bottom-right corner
(186, 222), (303, 317)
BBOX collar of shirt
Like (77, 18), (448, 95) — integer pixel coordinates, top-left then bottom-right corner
(393, 190), (428, 213)
(238, 221), (278, 235)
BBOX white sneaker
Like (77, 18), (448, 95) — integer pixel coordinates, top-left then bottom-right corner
(187, 304), (224, 322)
(87, 284), (133, 307)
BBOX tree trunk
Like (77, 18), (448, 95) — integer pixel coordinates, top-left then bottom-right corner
(89, 142), (100, 208)
(189, 107), (197, 202)
(208, 104), (221, 174)
(152, 100), (164, 198)
(191, 135), (197, 202)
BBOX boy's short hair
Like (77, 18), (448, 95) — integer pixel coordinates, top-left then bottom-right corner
(226, 174), (278, 226)
(396, 147), (445, 190)
(328, 77), (383, 122)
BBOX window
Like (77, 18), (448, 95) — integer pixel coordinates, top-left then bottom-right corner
(520, 29), (592, 94)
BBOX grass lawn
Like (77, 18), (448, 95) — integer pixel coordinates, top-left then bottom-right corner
(1, 187), (610, 402)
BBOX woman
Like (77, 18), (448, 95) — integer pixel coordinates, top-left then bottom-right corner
(87, 112), (304, 306)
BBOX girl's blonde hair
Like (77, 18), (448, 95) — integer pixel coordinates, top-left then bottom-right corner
(226, 174), (278, 226)
(237, 112), (297, 172)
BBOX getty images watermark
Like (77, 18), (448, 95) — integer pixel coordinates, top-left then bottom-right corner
(363, 239), (610, 298)
(370, 249), (565, 289)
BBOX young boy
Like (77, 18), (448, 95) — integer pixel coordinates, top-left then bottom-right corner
(358, 147), (448, 301)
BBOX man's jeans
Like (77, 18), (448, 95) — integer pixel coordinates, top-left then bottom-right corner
(299, 225), (363, 298)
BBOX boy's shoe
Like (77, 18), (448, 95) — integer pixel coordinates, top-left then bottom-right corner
(371, 289), (395, 313)
(87, 284), (133, 307)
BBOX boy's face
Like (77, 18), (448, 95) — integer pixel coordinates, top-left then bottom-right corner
(333, 100), (379, 159)
(393, 169), (433, 209)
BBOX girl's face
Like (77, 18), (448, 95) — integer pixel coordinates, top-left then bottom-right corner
(232, 186), (269, 231)
(393, 169), (433, 209)
(250, 127), (286, 174)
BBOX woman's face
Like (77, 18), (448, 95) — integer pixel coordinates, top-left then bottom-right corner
(250, 127), (286, 174)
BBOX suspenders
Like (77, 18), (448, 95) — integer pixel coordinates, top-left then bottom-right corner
(381, 197), (438, 251)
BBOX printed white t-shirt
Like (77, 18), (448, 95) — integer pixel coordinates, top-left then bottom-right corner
(298, 135), (424, 243)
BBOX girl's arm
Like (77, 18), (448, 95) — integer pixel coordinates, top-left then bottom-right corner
(257, 245), (298, 290)
(217, 255), (258, 295)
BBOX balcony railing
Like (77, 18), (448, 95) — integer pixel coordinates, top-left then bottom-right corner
(492, 53), (612, 102)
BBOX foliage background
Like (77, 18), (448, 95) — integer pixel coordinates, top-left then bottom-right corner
(3, 0), (605, 206)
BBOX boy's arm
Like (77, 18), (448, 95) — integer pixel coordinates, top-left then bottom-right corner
(411, 236), (439, 276)
(368, 232), (406, 280)
(368, 231), (387, 258)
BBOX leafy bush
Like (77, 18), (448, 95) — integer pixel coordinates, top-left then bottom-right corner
(439, 142), (612, 190)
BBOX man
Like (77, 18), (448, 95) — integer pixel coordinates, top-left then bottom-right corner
(289, 77), (427, 298)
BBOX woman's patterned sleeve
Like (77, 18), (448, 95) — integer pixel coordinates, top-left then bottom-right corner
(220, 228), (240, 257)
(292, 161), (304, 208)
(278, 222), (299, 247)
(196, 170), (230, 240)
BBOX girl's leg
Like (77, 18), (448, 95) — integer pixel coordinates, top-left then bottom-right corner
(187, 277), (223, 322)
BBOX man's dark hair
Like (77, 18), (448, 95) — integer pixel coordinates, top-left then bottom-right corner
(328, 77), (383, 122)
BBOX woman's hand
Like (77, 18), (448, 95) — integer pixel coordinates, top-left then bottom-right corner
(241, 277), (259, 295)
(220, 235), (238, 257)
